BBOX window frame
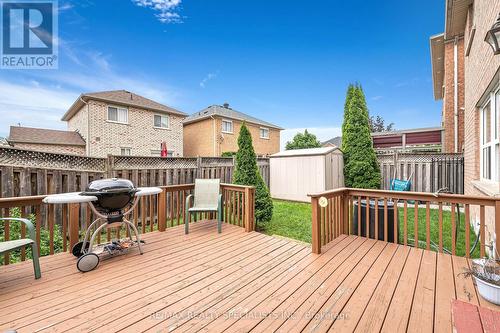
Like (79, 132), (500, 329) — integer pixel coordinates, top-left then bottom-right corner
(221, 119), (233, 134)
(120, 147), (132, 156)
(480, 86), (500, 182)
(260, 127), (270, 139)
(153, 114), (170, 129)
(107, 105), (129, 124)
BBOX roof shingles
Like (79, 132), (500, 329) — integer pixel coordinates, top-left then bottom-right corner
(8, 126), (86, 146)
(183, 105), (283, 130)
(62, 90), (187, 121)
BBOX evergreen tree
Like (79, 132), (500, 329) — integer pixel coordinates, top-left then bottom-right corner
(285, 129), (322, 150)
(233, 122), (273, 222)
(341, 84), (381, 189)
(369, 115), (395, 132)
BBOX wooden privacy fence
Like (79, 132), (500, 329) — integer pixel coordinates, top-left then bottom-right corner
(0, 183), (255, 265)
(377, 152), (464, 194)
(0, 147), (268, 229)
(310, 188), (500, 260)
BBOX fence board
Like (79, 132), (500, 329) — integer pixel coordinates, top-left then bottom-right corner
(0, 147), (269, 234)
(378, 152), (464, 194)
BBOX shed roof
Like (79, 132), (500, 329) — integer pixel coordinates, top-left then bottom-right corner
(8, 126), (86, 146)
(270, 147), (339, 158)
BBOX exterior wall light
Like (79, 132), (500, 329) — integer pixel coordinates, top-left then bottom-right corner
(485, 13), (500, 55)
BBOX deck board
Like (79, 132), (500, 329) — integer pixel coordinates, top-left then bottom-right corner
(0, 221), (498, 333)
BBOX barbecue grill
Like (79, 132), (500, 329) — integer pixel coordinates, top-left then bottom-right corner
(82, 178), (138, 219)
(43, 178), (162, 272)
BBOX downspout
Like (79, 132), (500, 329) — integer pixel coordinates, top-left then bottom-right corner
(79, 97), (91, 156)
(210, 115), (217, 156)
(454, 36), (459, 153)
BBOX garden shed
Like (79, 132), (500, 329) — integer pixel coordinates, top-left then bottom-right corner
(269, 147), (344, 202)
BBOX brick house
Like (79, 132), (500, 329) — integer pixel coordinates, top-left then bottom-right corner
(62, 90), (187, 157)
(183, 103), (282, 157)
(7, 126), (86, 155)
(430, 29), (465, 153)
(434, 0), (500, 255)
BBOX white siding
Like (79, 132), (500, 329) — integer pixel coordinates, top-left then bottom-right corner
(270, 148), (344, 202)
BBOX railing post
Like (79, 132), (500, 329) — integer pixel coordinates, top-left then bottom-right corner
(196, 156), (202, 179)
(244, 187), (255, 232)
(311, 196), (321, 254)
(495, 200), (500, 259)
(69, 203), (80, 250)
(342, 193), (349, 235)
(158, 189), (166, 232)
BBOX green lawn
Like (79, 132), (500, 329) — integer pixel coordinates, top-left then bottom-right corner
(258, 200), (312, 243)
(259, 200), (481, 258)
(399, 206), (480, 258)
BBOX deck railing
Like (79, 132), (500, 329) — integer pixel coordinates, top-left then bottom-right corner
(310, 188), (500, 259)
(0, 183), (255, 265)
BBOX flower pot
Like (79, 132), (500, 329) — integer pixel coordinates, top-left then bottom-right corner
(474, 276), (500, 305)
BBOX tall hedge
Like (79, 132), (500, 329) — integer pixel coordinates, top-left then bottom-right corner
(233, 122), (273, 222)
(341, 84), (381, 188)
(285, 129), (321, 150)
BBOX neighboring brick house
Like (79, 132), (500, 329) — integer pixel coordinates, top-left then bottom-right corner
(321, 136), (342, 148)
(183, 103), (282, 157)
(430, 29), (465, 153)
(7, 126), (86, 155)
(434, 0), (500, 255)
(62, 90), (187, 157)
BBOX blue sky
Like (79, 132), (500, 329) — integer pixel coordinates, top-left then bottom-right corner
(0, 0), (444, 148)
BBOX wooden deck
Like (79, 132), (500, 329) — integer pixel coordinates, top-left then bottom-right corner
(0, 220), (498, 333)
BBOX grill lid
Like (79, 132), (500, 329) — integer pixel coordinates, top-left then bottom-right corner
(83, 178), (136, 194)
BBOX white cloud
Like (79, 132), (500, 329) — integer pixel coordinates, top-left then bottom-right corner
(132, 0), (183, 23)
(0, 80), (77, 136)
(58, 2), (74, 12)
(280, 127), (341, 151)
(0, 47), (183, 137)
(371, 95), (383, 101)
(200, 72), (217, 88)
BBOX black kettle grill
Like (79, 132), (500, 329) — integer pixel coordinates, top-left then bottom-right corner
(81, 178), (138, 215)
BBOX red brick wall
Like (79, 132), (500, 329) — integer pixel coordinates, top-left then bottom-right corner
(463, 0), (500, 254)
(442, 38), (465, 153)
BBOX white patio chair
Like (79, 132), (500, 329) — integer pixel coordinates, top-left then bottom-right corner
(185, 179), (222, 234)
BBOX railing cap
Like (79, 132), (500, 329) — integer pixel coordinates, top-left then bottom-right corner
(308, 187), (500, 205)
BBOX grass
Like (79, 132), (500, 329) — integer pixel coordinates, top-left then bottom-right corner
(398, 206), (481, 258)
(259, 199), (481, 258)
(257, 200), (312, 243)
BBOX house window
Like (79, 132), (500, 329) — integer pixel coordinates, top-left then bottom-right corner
(222, 119), (233, 133)
(154, 114), (170, 129)
(260, 127), (270, 139)
(480, 89), (500, 181)
(108, 106), (128, 123)
(120, 147), (131, 156)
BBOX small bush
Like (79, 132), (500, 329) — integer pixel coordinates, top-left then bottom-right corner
(221, 151), (237, 157)
(233, 122), (273, 223)
(0, 207), (64, 265)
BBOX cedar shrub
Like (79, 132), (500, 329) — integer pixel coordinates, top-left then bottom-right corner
(233, 122), (273, 223)
(341, 84), (381, 189)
